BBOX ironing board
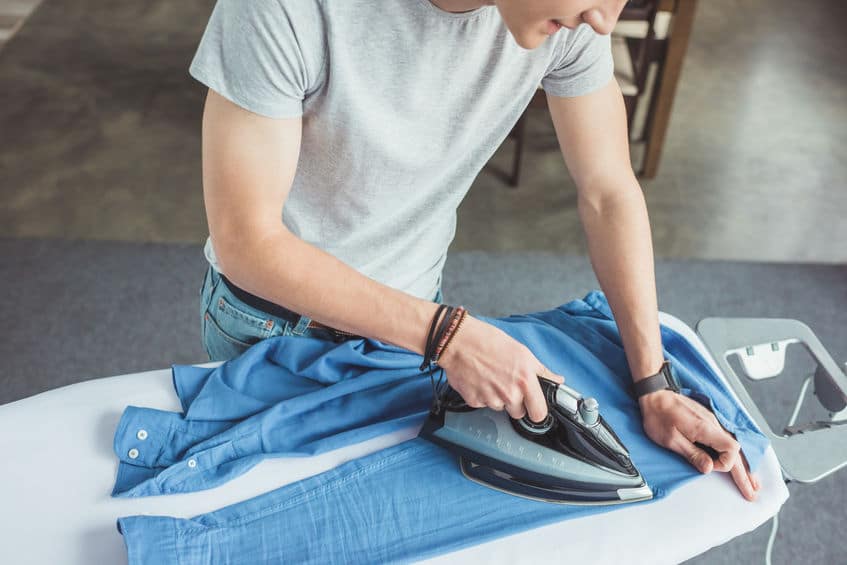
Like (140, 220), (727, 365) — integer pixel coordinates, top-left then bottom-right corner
(0, 313), (788, 565)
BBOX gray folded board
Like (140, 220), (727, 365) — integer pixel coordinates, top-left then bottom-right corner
(697, 317), (847, 484)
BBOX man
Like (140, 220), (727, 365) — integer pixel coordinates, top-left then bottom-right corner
(190, 0), (760, 501)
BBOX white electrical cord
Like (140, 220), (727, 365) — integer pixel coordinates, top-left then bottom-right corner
(787, 375), (814, 430)
(765, 511), (779, 565)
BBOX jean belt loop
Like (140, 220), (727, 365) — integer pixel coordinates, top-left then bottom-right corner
(290, 315), (312, 336)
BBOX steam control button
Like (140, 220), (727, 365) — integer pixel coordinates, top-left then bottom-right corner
(579, 397), (599, 426)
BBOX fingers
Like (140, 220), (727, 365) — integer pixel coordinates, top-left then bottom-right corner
(672, 412), (761, 502)
(739, 449), (761, 494)
(668, 430), (716, 474)
(498, 367), (565, 422)
(538, 366), (565, 385)
(476, 383), (525, 419)
(455, 351), (566, 423)
(524, 367), (567, 422)
(520, 367), (565, 422)
(685, 407), (741, 473)
(454, 385), (485, 409)
(504, 398), (525, 420)
(729, 454), (758, 501)
(673, 432), (759, 502)
(521, 375), (548, 423)
(698, 428), (740, 470)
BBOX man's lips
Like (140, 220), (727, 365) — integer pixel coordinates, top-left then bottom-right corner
(546, 19), (565, 34)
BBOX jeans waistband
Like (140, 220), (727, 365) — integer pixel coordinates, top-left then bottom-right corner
(217, 272), (303, 325)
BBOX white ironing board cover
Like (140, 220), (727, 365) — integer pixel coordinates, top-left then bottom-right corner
(0, 313), (788, 564)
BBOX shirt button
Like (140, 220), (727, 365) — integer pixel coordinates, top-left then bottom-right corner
(136, 429), (148, 441)
(187, 459), (197, 468)
(128, 448), (139, 459)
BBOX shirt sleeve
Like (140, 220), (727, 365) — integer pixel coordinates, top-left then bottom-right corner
(188, 0), (327, 119)
(541, 24), (614, 98)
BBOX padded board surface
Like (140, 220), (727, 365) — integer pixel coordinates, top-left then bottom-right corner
(0, 313), (788, 564)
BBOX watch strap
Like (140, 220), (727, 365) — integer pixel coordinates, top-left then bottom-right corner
(632, 360), (680, 399)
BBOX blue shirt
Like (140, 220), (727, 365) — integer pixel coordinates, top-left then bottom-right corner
(111, 290), (768, 498)
(113, 291), (771, 563)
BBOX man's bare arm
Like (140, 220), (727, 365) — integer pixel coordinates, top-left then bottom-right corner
(547, 80), (760, 501)
(546, 79), (664, 381)
(201, 88), (564, 422)
(201, 88), (438, 356)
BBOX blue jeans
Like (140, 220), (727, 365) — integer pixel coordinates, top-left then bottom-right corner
(199, 265), (444, 361)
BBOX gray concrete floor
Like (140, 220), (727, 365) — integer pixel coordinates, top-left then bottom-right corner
(0, 0), (844, 263)
(458, 0), (847, 262)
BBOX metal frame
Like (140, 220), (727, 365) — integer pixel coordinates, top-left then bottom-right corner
(696, 317), (847, 483)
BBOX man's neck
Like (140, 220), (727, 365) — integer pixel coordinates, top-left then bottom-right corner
(429, 0), (490, 13)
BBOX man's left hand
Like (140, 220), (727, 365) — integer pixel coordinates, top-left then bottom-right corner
(638, 390), (761, 501)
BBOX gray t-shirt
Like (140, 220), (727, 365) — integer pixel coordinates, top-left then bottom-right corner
(189, 0), (613, 301)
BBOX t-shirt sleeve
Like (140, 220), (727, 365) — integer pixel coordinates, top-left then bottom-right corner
(541, 24), (614, 98)
(188, 0), (326, 119)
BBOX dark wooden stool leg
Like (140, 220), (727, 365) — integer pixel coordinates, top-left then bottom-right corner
(624, 95), (638, 136)
(642, 0), (698, 178)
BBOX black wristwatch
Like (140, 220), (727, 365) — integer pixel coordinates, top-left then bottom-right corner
(631, 360), (680, 400)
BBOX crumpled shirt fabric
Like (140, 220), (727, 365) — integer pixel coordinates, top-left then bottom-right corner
(112, 291), (769, 564)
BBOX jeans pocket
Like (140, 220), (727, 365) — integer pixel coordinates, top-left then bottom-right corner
(205, 266), (306, 360)
(203, 309), (254, 361)
(204, 292), (289, 359)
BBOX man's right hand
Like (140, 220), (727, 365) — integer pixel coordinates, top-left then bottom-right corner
(434, 315), (565, 423)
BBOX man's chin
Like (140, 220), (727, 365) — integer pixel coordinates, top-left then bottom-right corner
(510, 30), (548, 50)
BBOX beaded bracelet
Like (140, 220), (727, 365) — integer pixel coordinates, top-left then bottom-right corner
(435, 307), (466, 363)
(419, 303), (469, 370)
(421, 303), (471, 413)
(434, 306), (464, 360)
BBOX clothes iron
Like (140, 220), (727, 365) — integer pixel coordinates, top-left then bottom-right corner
(418, 375), (653, 505)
